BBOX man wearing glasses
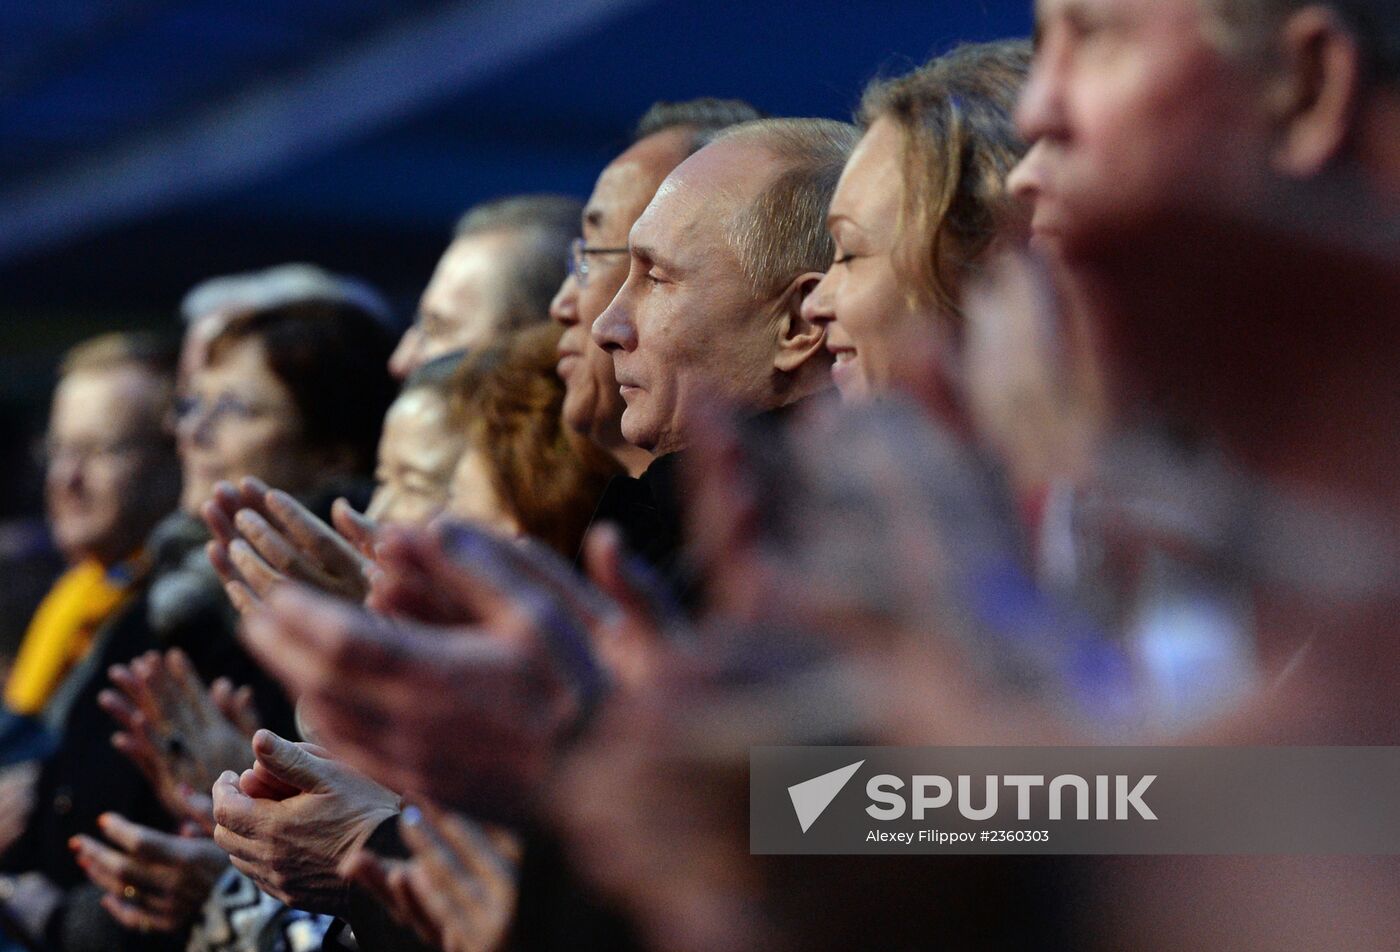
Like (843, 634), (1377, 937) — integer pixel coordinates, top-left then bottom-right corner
(6, 334), (180, 723)
(550, 99), (762, 478)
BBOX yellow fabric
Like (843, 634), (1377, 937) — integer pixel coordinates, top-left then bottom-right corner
(4, 558), (139, 715)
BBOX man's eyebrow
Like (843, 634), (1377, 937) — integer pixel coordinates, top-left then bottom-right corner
(629, 241), (674, 269)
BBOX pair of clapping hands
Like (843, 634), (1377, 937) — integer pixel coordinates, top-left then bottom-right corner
(80, 644), (518, 948)
(198, 475), (677, 824)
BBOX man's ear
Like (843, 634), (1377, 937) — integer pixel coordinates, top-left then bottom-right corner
(1268, 6), (1363, 179)
(772, 271), (827, 373)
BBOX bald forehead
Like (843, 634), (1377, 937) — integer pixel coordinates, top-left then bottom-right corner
(635, 137), (778, 233)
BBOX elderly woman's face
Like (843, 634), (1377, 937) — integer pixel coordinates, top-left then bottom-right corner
(176, 337), (323, 513)
(802, 117), (941, 402)
(366, 388), (462, 528)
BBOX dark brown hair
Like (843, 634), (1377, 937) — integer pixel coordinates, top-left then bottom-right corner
(207, 298), (397, 476)
(451, 325), (621, 556)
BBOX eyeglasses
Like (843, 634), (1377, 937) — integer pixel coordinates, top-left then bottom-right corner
(173, 393), (277, 428)
(37, 437), (163, 469)
(567, 238), (629, 288)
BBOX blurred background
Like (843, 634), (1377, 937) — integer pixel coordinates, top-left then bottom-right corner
(0, 0), (1029, 520)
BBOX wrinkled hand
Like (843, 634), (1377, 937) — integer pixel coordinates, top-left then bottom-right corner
(203, 477), (377, 613)
(70, 812), (227, 933)
(211, 729), (400, 917)
(99, 648), (257, 831)
(342, 803), (520, 952)
(0, 761), (39, 857)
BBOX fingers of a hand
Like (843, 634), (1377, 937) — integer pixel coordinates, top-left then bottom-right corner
(72, 832), (170, 894)
(374, 525), (502, 621)
(243, 585), (412, 691)
(227, 539), (287, 601)
(98, 813), (177, 864)
(110, 730), (163, 782)
(100, 894), (178, 933)
(225, 578), (259, 616)
(250, 730), (325, 794)
(210, 771), (261, 839)
(340, 849), (395, 907)
(202, 498), (237, 547)
(433, 807), (518, 885)
(212, 680), (260, 736)
(207, 539), (246, 590)
(266, 489), (359, 577)
(436, 521), (612, 626)
(405, 804), (503, 891)
(232, 509), (302, 577)
(177, 788), (217, 835)
(240, 761), (300, 801)
(390, 863), (445, 947)
(331, 498), (378, 559)
(432, 521), (596, 619)
(583, 523), (675, 638)
(107, 664), (160, 722)
(97, 689), (141, 732)
(163, 649), (212, 715)
(230, 686), (260, 734)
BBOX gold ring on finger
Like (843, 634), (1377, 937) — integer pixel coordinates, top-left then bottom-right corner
(123, 884), (139, 901)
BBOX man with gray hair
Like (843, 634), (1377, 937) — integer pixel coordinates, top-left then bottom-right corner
(388, 194), (582, 379)
(1003, 0), (1400, 946)
(593, 117), (858, 456)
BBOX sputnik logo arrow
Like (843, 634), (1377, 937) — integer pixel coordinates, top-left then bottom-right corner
(787, 760), (865, 833)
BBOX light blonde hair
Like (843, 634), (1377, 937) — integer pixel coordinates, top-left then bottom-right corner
(858, 40), (1031, 330)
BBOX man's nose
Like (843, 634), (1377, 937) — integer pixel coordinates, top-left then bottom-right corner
(388, 326), (423, 381)
(549, 274), (580, 328)
(176, 402), (215, 448)
(1014, 52), (1067, 150)
(592, 295), (636, 353)
(1007, 140), (1045, 204)
(47, 454), (84, 495)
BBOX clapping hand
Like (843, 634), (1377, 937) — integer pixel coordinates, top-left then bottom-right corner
(203, 477), (379, 613)
(342, 802), (520, 952)
(98, 649), (260, 832)
(70, 812), (227, 934)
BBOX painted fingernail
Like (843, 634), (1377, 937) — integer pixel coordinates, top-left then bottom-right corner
(401, 805), (422, 828)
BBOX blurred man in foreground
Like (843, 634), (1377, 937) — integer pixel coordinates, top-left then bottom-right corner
(1006, 0), (1400, 947)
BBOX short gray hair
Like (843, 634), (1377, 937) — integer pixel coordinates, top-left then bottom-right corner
(451, 194), (583, 331)
(711, 118), (861, 299)
(179, 263), (397, 332)
(632, 97), (766, 155)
